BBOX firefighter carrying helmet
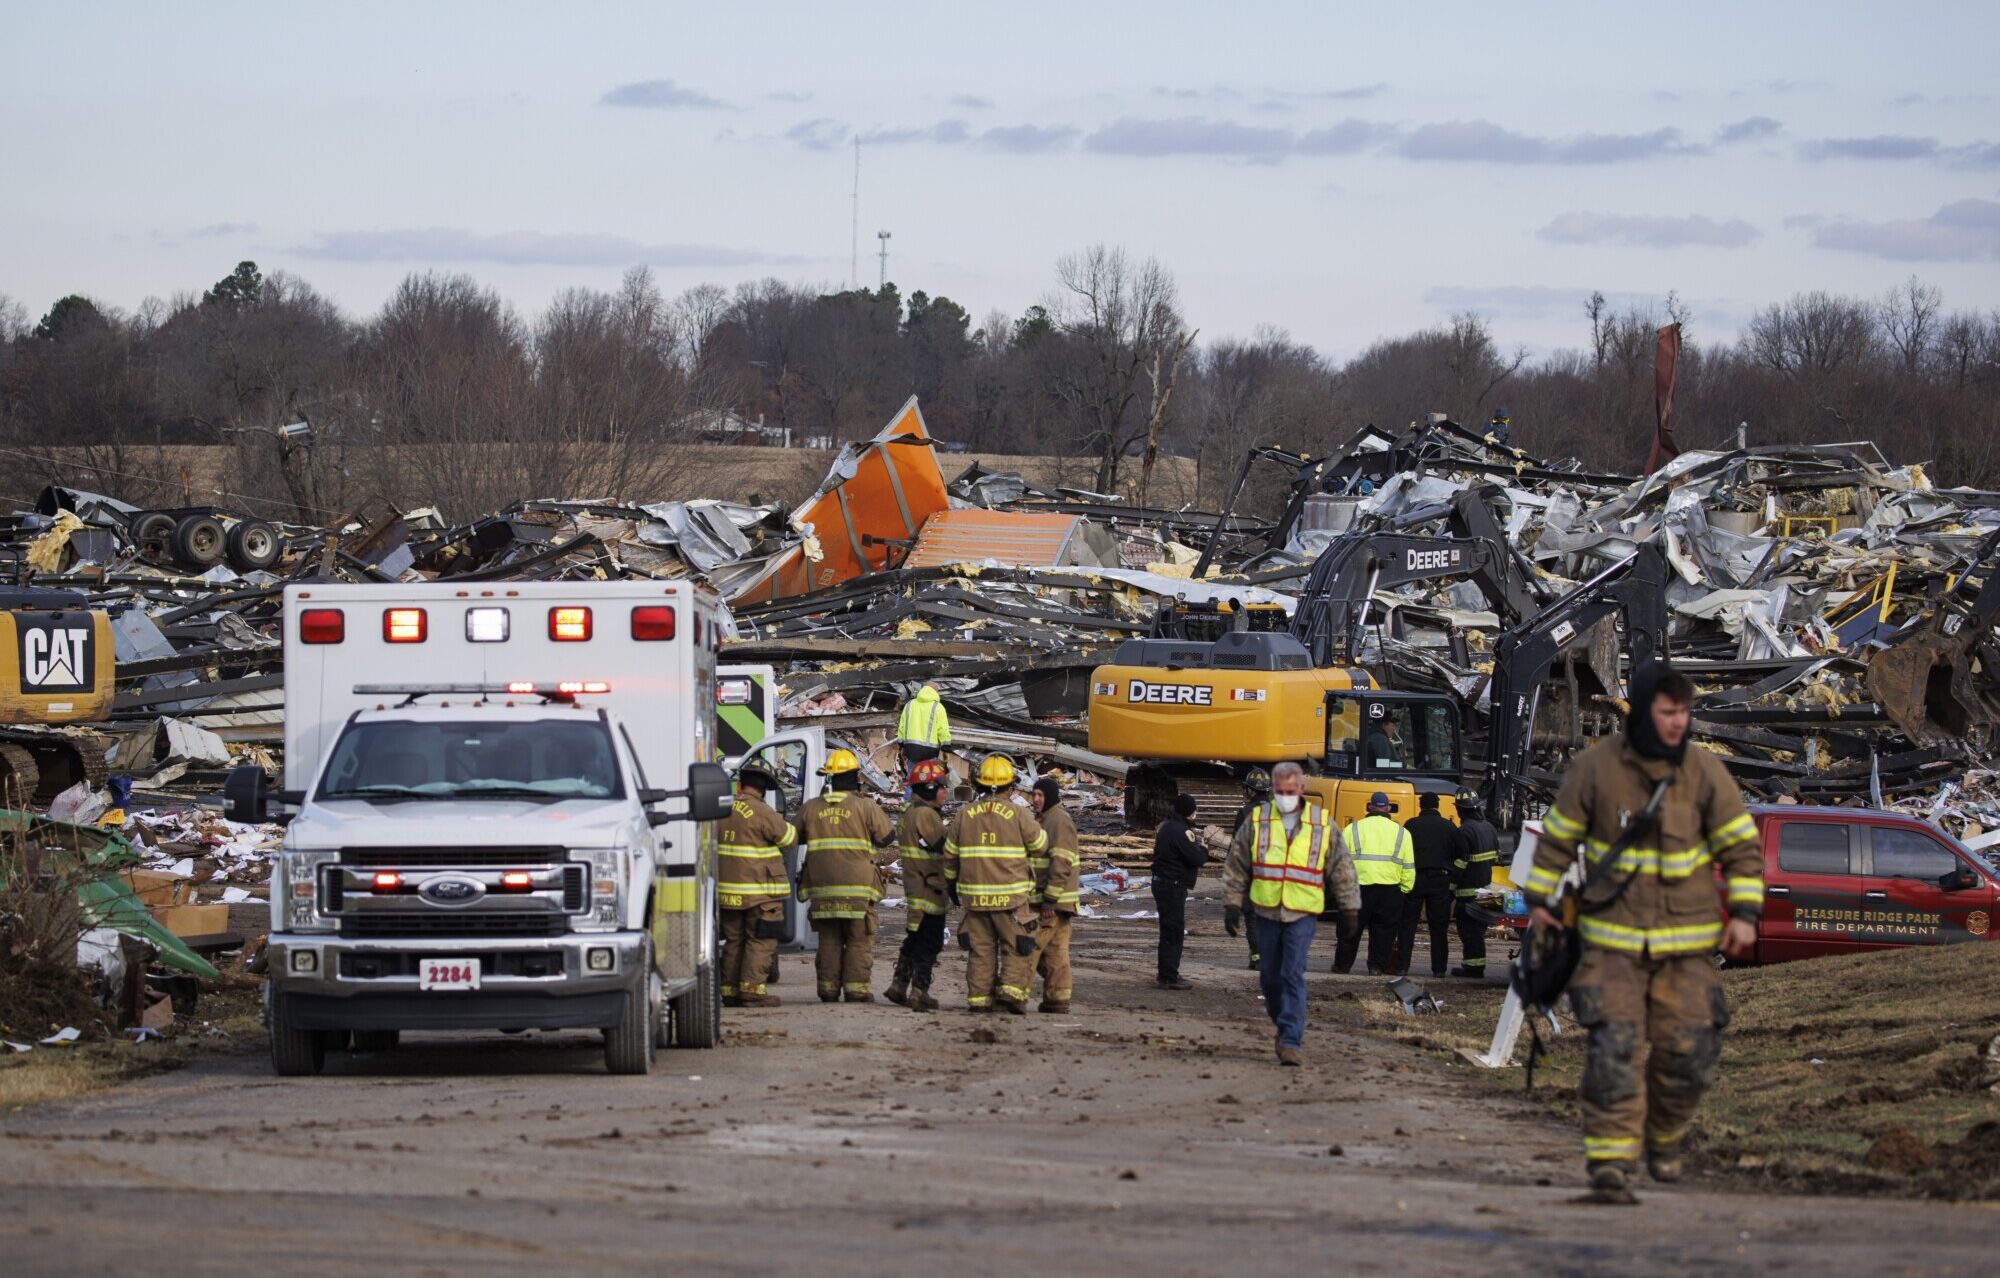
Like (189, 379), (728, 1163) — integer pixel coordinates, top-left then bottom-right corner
(819, 748), (862, 776)
(975, 754), (1017, 789)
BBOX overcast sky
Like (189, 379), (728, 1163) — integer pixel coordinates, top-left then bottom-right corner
(6, 2), (1999, 358)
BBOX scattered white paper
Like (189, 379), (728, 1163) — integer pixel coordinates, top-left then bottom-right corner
(220, 886), (255, 903)
(2, 1040), (31, 1054)
(126, 1027), (164, 1042)
(39, 1027), (81, 1045)
(166, 857), (196, 878)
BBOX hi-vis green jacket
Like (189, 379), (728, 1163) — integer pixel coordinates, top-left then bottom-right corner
(1524, 735), (1762, 958)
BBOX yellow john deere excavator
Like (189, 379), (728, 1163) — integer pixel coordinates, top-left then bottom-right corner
(0, 589), (116, 805)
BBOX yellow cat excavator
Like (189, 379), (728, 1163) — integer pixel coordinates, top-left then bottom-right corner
(0, 589), (116, 805)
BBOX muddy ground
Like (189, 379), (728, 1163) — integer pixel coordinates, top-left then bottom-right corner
(3, 892), (1997, 1276)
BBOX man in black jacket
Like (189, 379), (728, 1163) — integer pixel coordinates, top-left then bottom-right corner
(1150, 793), (1205, 990)
(1394, 792), (1460, 976)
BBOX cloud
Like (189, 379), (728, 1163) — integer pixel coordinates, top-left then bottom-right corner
(1085, 116), (1293, 158)
(292, 228), (775, 269)
(858, 119), (972, 145)
(1715, 116), (1781, 145)
(1295, 119), (1397, 154)
(949, 94), (993, 110)
(600, 79), (731, 110)
(1800, 134), (1939, 161)
(785, 118), (849, 151)
(1781, 213), (1824, 230)
(1395, 119), (1701, 164)
(1811, 199), (2000, 262)
(189, 222), (257, 238)
(974, 124), (1079, 153)
(1538, 212), (1761, 249)
(767, 90), (811, 103)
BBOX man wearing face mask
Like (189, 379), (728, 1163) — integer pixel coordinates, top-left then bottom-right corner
(1524, 662), (1761, 1201)
(1222, 762), (1360, 1066)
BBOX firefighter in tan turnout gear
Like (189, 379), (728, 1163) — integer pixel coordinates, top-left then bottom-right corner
(885, 759), (951, 1013)
(944, 754), (1047, 1014)
(1028, 776), (1080, 1013)
(716, 763), (797, 1007)
(1524, 663), (1762, 1200)
(796, 748), (896, 1003)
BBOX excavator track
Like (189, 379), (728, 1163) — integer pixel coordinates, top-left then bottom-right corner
(0, 729), (114, 808)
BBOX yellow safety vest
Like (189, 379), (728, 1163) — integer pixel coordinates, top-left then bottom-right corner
(897, 694), (951, 746)
(1247, 803), (1333, 916)
(1345, 814), (1414, 891)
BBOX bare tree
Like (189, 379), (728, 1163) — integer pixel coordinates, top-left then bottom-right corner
(1046, 245), (1189, 492)
(1878, 275), (1943, 377)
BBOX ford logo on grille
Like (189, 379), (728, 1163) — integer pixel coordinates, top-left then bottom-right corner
(419, 875), (485, 907)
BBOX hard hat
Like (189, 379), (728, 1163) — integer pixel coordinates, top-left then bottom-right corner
(819, 748), (861, 777)
(737, 763), (780, 792)
(1242, 767), (1272, 793)
(1368, 791), (1392, 811)
(907, 759), (948, 788)
(1493, 406), (1510, 420)
(975, 754), (1017, 789)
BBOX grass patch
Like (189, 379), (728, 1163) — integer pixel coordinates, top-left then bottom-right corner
(0, 986), (264, 1111)
(1365, 946), (2000, 1198)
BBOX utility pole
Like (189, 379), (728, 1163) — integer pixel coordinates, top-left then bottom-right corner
(849, 138), (859, 289)
(877, 230), (891, 291)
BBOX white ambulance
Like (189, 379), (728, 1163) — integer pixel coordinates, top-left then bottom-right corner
(226, 581), (733, 1076)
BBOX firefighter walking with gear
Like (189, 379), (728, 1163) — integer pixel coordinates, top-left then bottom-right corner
(797, 749), (896, 1002)
(886, 759), (952, 1012)
(1028, 776), (1081, 1013)
(716, 763), (797, 1007)
(1523, 664), (1762, 1201)
(945, 754), (1047, 1014)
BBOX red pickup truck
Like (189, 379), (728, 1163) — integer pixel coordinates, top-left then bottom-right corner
(1744, 804), (1999, 962)
(1506, 804), (2000, 962)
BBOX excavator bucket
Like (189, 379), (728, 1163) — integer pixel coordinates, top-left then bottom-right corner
(1866, 611), (2000, 746)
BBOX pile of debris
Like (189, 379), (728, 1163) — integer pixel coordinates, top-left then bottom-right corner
(7, 399), (2000, 833)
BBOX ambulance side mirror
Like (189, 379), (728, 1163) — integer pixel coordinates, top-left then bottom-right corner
(684, 764), (733, 822)
(222, 765), (269, 825)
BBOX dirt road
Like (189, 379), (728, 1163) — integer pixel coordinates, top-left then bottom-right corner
(2, 906), (1993, 1276)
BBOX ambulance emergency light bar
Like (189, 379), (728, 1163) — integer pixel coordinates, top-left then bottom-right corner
(300, 605), (676, 645)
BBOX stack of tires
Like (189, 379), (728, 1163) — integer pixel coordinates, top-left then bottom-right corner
(129, 511), (283, 573)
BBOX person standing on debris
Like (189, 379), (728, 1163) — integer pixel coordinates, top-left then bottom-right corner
(1221, 762), (1360, 1066)
(1524, 663), (1762, 1200)
(885, 759), (952, 1012)
(1393, 793), (1460, 977)
(1488, 407), (1512, 446)
(1149, 793), (1206, 990)
(1028, 776), (1081, 1013)
(1331, 792), (1414, 975)
(797, 749), (896, 1003)
(944, 754), (1047, 1014)
(716, 764), (797, 1008)
(896, 683), (953, 775)
(1228, 768), (1272, 971)
(1450, 796), (1500, 978)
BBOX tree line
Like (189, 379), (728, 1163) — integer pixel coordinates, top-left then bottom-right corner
(2, 253), (1996, 526)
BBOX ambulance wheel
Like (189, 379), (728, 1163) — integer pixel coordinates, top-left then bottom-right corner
(671, 960), (721, 1049)
(268, 993), (326, 1076)
(604, 965), (659, 1075)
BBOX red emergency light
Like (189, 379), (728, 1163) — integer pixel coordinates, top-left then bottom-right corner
(383, 608), (427, 643)
(500, 871), (532, 890)
(299, 608), (345, 644)
(371, 872), (401, 891)
(549, 607), (592, 641)
(631, 606), (676, 641)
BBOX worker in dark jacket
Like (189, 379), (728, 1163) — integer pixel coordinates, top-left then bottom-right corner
(1395, 792), (1461, 976)
(1150, 794), (1206, 990)
(1227, 768), (1272, 971)
(1451, 797), (1500, 977)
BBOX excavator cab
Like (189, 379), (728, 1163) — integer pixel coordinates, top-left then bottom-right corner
(1312, 689), (1463, 827)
